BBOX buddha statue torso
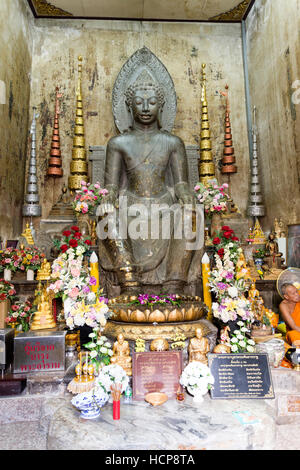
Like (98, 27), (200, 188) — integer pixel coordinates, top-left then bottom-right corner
(97, 69), (201, 295)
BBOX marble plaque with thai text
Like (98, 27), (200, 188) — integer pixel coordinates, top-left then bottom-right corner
(132, 351), (183, 400)
(208, 353), (275, 400)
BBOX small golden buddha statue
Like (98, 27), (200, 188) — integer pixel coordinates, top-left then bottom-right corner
(21, 223), (34, 245)
(110, 333), (132, 376)
(31, 292), (56, 330)
(33, 281), (43, 306)
(236, 252), (252, 282)
(188, 328), (210, 366)
(36, 259), (52, 281)
(264, 232), (283, 272)
(252, 218), (267, 245)
(248, 280), (260, 301)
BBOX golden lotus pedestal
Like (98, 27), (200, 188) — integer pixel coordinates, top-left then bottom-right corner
(103, 298), (218, 361)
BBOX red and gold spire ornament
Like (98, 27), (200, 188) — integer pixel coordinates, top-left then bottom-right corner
(221, 85), (237, 176)
(47, 87), (63, 177)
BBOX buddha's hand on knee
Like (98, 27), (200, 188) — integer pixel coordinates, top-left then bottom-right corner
(175, 182), (196, 208)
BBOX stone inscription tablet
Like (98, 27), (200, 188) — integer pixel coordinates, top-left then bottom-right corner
(132, 351), (183, 400)
(208, 353), (275, 400)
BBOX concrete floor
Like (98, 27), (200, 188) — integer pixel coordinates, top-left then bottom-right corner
(0, 368), (299, 450)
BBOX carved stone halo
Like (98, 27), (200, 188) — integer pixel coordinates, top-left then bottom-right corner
(112, 47), (177, 134)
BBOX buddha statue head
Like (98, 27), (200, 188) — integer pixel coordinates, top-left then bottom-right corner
(125, 70), (165, 128)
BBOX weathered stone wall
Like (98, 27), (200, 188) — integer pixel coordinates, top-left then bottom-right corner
(246, 0), (300, 230)
(29, 19), (250, 225)
(0, 0), (33, 240)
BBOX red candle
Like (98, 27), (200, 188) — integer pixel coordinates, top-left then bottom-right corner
(113, 400), (120, 420)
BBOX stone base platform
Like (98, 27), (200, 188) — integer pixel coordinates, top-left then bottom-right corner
(1, 366), (300, 450)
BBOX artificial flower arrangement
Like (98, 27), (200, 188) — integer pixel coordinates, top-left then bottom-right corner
(65, 298), (110, 330)
(194, 182), (230, 216)
(73, 181), (108, 215)
(5, 300), (36, 332)
(83, 328), (113, 374)
(96, 364), (129, 396)
(212, 296), (254, 325)
(180, 361), (215, 402)
(0, 280), (16, 302)
(229, 321), (256, 353)
(209, 224), (255, 327)
(20, 246), (46, 272)
(211, 225), (240, 263)
(129, 294), (181, 308)
(0, 247), (24, 273)
(52, 226), (92, 256)
(0, 246), (45, 273)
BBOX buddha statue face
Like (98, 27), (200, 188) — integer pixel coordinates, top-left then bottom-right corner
(131, 88), (160, 126)
(125, 70), (165, 127)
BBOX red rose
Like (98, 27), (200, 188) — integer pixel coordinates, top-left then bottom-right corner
(213, 237), (221, 245)
(217, 248), (225, 258)
(69, 239), (78, 248)
(60, 244), (69, 253)
(73, 232), (82, 239)
(221, 226), (231, 231)
(84, 240), (92, 246)
(223, 231), (232, 239)
(0, 293), (6, 301)
(62, 230), (72, 237)
(71, 226), (79, 232)
(232, 236), (239, 242)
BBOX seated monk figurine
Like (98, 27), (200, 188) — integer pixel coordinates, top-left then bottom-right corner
(110, 333), (132, 376)
(188, 328), (210, 365)
(279, 283), (300, 346)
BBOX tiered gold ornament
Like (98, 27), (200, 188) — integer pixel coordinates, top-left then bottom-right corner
(68, 56), (88, 192)
(199, 64), (216, 186)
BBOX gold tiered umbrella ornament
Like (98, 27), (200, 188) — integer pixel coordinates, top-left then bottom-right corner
(47, 87), (63, 177)
(68, 56), (89, 193)
(198, 63), (216, 186)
